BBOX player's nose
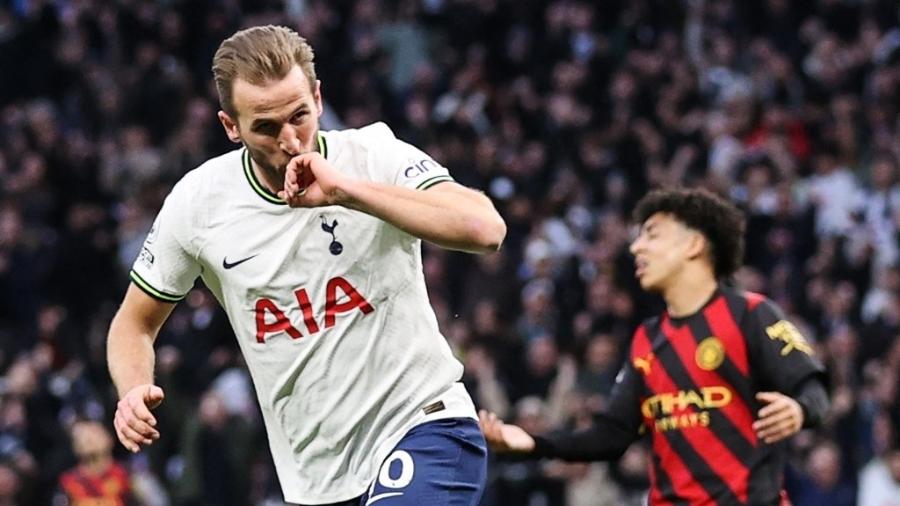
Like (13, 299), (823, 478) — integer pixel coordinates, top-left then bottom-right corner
(279, 127), (302, 156)
(629, 237), (642, 254)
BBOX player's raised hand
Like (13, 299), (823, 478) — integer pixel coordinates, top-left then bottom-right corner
(478, 409), (536, 453)
(752, 391), (804, 444)
(114, 384), (163, 453)
(279, 151), (350, 208)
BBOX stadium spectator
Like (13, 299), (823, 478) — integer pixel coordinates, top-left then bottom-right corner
(787, 440), (856, 506)
(57, 420), (133, 506)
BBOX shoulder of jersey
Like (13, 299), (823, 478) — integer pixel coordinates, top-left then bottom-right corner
(168, 148), (243, 202)
(330, 121), (397, 147)
(635, 314), (661, 335)
(736, 288), (768, 312)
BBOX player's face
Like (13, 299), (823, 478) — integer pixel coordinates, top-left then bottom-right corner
(629, 213), (703, 293)
(219, 65), (323, 176)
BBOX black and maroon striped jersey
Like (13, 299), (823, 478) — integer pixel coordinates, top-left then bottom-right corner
(533, 286), (827, 505)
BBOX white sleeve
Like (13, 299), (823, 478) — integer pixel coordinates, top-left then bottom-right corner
(364, 122), (455, 190)
(129, 181), (201, 302)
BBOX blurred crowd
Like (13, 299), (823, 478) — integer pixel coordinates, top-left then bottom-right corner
(2, 0), (900, 504)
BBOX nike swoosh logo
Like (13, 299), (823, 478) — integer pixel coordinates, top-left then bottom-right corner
(222, 254), (258, 269)
(366, 492), (403, 505)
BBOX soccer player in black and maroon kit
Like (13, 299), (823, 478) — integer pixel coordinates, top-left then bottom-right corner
(480, 188), (830, 506)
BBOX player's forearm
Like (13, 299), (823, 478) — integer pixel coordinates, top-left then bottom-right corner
(337, 180), (506, 253)
(531, 414), (637, 461)
(107, 313), (157, 398)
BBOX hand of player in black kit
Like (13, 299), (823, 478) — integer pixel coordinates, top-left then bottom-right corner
(752, 391), (804, 444)
(478, 409), (536, 452)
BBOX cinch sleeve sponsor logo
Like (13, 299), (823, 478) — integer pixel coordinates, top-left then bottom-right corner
(641, 386), (733, 433)
(402, 158), (442, 178)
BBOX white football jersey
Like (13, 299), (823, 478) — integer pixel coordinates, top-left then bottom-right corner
(131, 122), (477, 504)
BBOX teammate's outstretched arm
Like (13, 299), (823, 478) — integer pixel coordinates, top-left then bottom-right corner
(107, 284), (175, 452)
(279, 152), (507, 254)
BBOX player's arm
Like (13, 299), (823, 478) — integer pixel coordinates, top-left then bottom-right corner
(746, 298), (829, 444)
(345, 179), (505, 253)
(479, 360), (644, 461)
(109, 174), (200, 452)
(280, 152), (506, 253)
(107, 284), (176, 452)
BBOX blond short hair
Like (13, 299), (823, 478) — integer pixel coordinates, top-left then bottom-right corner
(212, 25), (317, 118)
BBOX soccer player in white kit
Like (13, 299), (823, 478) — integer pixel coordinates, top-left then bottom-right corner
(106, 25), (506, 506)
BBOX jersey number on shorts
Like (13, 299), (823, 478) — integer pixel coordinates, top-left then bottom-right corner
(366, 450), (415, 505)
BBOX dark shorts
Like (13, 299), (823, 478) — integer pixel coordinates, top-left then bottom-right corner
(325, 417), (487, 506)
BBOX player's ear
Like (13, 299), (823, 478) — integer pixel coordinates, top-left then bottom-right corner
(685, 230), (708, 261)
(218, 110), (242, 143)
(314, 80), (323, 119)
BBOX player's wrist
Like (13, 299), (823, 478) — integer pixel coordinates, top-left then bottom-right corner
(329, 177), (367, 209)
(791, 397), (806, 426)
(118, 382), (150, 399)
(529, 434), (552, 456)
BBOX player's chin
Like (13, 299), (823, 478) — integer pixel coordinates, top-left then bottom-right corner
(638, 275), (662, 292)
(274, 158), (291, 172)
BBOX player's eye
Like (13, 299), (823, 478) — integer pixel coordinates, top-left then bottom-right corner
(289, 111), (307, 124)
(254, 122), (279, 136)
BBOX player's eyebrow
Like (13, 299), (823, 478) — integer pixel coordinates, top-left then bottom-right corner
(250, 104), (309, 130)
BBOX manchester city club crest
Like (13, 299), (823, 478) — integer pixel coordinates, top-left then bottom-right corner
(696, 337), (725, 371)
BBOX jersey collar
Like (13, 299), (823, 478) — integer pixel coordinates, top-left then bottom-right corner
(664, 286), (722, 326)
(243, 132), (329, 205)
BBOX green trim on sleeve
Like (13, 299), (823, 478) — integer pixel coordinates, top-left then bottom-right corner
(129, 270), (187, 303)
(416, 175), (454, 190)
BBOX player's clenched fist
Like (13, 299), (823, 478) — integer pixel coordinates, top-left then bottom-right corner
(114, 384), (164, 453)
(478, 409), (536, 453)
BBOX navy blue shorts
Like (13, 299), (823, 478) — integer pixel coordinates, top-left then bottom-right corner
(325, 417), (487, 506)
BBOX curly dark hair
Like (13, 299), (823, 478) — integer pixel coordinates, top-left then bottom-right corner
(632, 188), (745, 279)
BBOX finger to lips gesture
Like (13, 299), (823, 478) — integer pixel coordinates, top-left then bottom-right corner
(278, 152), (345, 207)
(114, 384), (164, 453)
(752, 391), (804, 444)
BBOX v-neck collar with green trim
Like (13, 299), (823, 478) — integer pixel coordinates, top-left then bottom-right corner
(242, 132), (329, 205)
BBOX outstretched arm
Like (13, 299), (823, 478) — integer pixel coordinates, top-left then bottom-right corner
(479, 410), (639, 462)
(107, 284), (175, 452)
(479, 356), (644, 461)
(279, 152), (507, 253)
